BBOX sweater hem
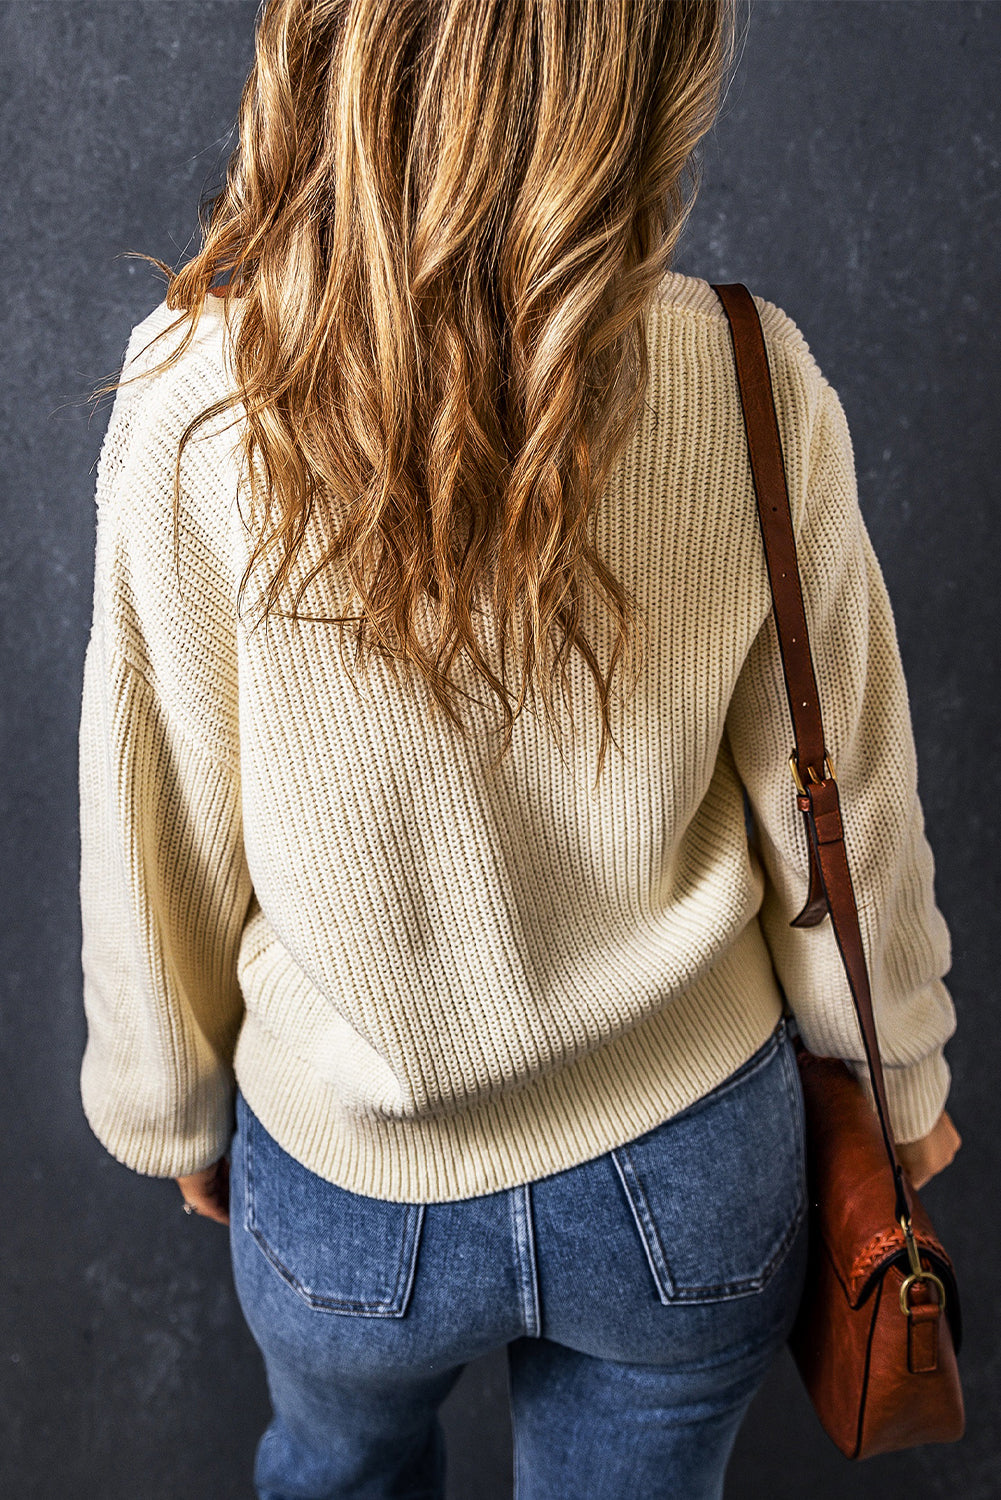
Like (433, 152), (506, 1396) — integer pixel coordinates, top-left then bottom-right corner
(231, 926), (785, 1202)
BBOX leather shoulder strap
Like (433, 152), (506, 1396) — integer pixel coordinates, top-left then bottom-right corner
(709, 281), (913, 1226)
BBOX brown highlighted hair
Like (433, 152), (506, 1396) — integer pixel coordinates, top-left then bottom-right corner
(92, 0), (744, 784)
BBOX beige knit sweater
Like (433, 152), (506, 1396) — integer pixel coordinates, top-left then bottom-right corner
(78, 270), (958, 1202)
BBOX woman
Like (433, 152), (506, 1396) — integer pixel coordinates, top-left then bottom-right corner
(79, 1), (962, 1496)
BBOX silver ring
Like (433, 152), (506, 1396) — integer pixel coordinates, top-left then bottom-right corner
(182, 1200), (198, 1215)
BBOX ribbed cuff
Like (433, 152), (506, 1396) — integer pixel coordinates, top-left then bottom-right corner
(846, 1046), (952, 1146)
(80, 1041), (237, 1178)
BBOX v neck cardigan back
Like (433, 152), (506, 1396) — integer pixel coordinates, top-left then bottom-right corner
(77, 270), (958, 1201)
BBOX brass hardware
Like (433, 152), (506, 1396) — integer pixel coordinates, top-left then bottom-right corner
(897, 1211), (947, 1317)
(789, 749), (837, 795)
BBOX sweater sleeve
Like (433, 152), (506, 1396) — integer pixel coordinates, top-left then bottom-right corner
(78, 312), (253, 1177)
(724, 375), (958, 1145)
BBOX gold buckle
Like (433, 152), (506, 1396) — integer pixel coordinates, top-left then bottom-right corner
(897, 1212), (947, 1317)
(789, 749), (836, 795)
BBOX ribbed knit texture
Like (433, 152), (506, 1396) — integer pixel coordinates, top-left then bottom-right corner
(78, 270), (958, 1201)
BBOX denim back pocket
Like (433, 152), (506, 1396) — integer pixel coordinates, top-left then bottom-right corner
(241, 1093), (424, 1317)
(610, 1017), (806, 1304)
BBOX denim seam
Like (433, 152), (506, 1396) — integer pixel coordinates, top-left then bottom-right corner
(243, 1108), (424, 1316)
(780, 1026), (808, 1187)
(509, 1184), (541, 1338)
(610, 1147), (676, 1303)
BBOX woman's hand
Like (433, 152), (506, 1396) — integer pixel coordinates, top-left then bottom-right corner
(895, 1108), (962, 1190)
(175, 1156), (230, 1224)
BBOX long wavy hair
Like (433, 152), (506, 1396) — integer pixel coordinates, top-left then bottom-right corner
(92, 0), (744, 783)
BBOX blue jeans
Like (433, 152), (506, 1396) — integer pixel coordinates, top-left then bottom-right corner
(228, 1013), (809, 1500)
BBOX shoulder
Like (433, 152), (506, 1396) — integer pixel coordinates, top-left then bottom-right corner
(94, 293), (244, 598)
(651, 269), (827, 403)
(648, 271), (843, 536)
(118, 292), (233, 410)
(91, 295), (243, 750)
(99, 293), (243, 507)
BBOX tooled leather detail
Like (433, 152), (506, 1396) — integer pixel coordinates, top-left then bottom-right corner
(846, 1227), (949, 1302)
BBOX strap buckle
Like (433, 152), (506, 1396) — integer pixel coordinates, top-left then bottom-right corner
(897, 1211), (947, 1316)
(789, 749), (836, 795)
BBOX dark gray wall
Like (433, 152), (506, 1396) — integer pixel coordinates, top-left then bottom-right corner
(2, 2), (997, 1496)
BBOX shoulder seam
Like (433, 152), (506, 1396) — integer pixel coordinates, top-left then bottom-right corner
(655, 298), (818, 353)
(107, 641), (241, 778)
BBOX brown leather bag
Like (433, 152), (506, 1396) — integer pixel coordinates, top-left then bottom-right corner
(710, 281), (965, 1459)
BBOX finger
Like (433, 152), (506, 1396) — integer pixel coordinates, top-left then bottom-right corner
(188, 1198), (230, 1225)
(181, 1183), (230, 1222)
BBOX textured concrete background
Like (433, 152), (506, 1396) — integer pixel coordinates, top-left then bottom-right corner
(1, 2), (997, 1496)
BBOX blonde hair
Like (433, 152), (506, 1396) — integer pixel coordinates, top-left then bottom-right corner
(93, 0), (743, 783)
